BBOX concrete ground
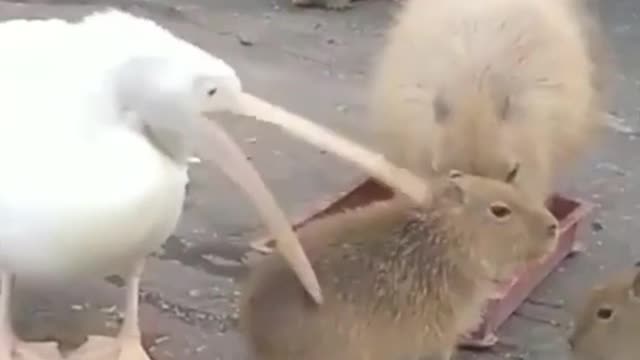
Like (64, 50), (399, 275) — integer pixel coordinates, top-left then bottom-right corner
(0, 0), (638, 359)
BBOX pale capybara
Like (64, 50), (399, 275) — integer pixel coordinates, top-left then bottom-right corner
(370, 0), (609, 205)
(239, 171), (559, 360)
(569, 263), (640, 360)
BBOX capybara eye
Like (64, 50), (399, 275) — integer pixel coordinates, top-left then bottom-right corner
(448, 169), (464, 179)
(433, 95), (450, 123)
(489, 202), (512, 219)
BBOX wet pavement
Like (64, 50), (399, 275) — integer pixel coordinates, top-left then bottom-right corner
(0, 0), (639, 359)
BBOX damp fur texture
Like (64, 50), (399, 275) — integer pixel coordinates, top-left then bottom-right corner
(569, 264), (640, 360)
(370, 0), (609, 204)
(239, 173), (559, 360)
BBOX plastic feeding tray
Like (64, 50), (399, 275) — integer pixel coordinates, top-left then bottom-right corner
(252, 175), (594, 349)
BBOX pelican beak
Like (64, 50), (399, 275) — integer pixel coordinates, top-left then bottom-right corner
(195, 114), (323, 305)
(234, 92), (431, 205)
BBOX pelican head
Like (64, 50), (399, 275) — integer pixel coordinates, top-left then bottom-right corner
(111, 55), (323, 304)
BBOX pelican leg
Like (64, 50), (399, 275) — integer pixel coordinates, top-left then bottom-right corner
(66, 260), (150, 360)
(111, 259), (151, 360)
(0, 273), (60, 360)
(0, 272), (13, 360)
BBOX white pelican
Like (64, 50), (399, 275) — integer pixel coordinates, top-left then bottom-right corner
(0, 10), (325, 360)
(0, 9), (429, 360)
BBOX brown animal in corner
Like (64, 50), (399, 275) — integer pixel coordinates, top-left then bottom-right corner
(569, 263), (640, 360)
(239, 171), (559, 360)
(370, 0), (610, 206)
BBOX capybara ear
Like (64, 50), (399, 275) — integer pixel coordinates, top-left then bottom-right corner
(505, 163), (520, 184)
(442, 177), (467, 206)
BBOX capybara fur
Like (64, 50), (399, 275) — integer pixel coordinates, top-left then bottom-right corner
(569, 263), (640, 360)
(370, 0), (609, 205)
(239, 172), (559, 360)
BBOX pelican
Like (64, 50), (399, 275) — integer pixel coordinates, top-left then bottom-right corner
(0, 9), (429, 360)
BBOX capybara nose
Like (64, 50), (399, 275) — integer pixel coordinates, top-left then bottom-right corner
(547, 222), (558, 238)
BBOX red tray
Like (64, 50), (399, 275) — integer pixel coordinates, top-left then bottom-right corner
(252, 175), (594, 349)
